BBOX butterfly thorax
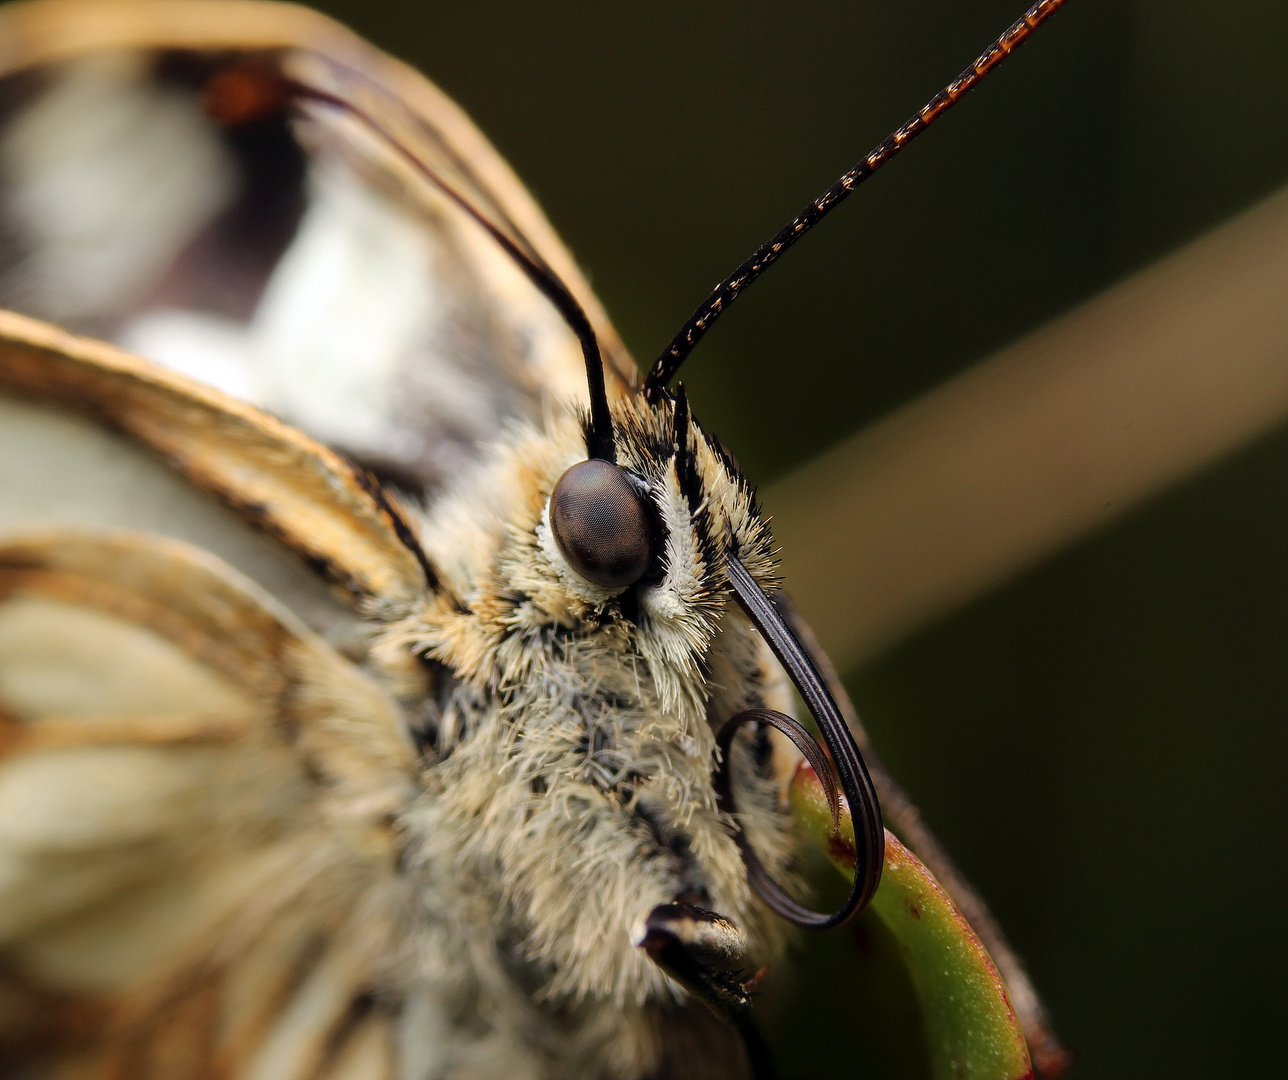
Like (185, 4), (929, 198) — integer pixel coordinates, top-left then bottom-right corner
(371, 392), (798, 1075)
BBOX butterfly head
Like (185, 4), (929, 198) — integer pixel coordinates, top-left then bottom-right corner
(412, 382), (777, 721)
(544, 386), (775, 649)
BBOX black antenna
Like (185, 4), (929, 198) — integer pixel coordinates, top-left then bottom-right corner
(258, 76), (618, 462)
(645, 0), (1071, 394)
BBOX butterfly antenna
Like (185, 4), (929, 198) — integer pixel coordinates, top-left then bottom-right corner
(228, 74), (618, 462)
(645, 0), (1071, 395)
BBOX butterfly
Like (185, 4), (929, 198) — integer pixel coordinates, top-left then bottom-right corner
(0, 1), (1073, 1077)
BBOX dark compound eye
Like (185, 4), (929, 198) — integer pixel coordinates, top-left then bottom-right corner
(550, 459), (656, 589)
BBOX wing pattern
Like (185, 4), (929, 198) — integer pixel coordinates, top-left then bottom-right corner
(0, 530), (414, 1080)
(0, 0), (635, 495)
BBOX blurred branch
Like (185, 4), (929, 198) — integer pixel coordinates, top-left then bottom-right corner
(766, 183), (1288, 669)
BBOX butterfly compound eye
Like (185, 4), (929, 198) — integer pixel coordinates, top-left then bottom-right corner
(550, 459), (655, 589)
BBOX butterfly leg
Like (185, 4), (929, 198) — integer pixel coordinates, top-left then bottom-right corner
(634, 903), (777, 1080)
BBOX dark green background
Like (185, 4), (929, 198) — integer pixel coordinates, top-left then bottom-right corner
(297, 1), (1288, 1075)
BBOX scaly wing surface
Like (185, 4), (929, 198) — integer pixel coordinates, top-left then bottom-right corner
(0, 529), (415, 1080)
(0, 306), (434, 1078)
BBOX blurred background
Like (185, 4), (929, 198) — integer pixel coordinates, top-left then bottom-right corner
(42, 0), (1288, 1075)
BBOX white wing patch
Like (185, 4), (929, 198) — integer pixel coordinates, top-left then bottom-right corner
(243, 162), (444, 464)
(123, 162), (444, 465)
(1, 52), (235, 323)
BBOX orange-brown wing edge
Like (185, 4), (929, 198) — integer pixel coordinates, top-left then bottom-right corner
(0, 308), (430, 605)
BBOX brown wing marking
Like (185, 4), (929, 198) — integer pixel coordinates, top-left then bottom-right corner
(0, 529), (413, 1080)
(0, 309), (429, 604)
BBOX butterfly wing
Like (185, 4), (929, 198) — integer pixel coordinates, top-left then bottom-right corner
(0, 307), (436, 1078)
(0, 0), (635, 495)
(0, 528), (414, 1080)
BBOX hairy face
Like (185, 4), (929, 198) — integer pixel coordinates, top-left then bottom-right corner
(381, 389), (798, 1014)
